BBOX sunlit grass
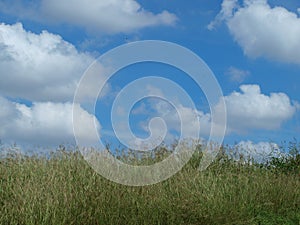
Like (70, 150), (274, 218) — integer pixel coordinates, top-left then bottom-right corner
(0, 143), (299, 225)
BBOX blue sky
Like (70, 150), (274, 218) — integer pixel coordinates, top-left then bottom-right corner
(0, 0), (299, 156)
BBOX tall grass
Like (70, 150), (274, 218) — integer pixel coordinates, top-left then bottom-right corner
(0, 143), (299, 225)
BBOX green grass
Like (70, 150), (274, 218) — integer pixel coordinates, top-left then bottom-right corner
(0, 146), (299, 225)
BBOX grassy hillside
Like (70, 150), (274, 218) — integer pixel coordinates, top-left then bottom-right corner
(0, 144), (299, 225)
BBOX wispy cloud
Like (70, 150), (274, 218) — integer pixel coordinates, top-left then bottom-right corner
(226, 66), (250, 83)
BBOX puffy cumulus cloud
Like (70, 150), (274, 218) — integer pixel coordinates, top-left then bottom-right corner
(219, 84), (297, 133)
(232, 141), (284, 164)
(0, 22), (96, 102)
(0, 96), (100, 146)
(209, 0), (300, 64)
(131, 84), (297, 140)
(0, 0), (177, 34)
(155, 84), (298, 137)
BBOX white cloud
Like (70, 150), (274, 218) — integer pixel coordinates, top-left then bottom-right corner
(137, 99), (215, 140)
(0, 0), (177, 34)
(210, 0), (300, 64)
(153, 102), (209, 138)
(208, 0), (238, 30)
(0, 96), (100, 146)
(219, 84), (297, 133)
(0, 22), (96, 102)
(232, 141), (284, 164)
(226, 66), (250, 83)
(131, 84), (297, 139)
(131, 102), (147, 115)
(149, 84), (298, 137)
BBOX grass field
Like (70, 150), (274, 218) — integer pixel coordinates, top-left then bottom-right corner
(0, 143), (299, 225)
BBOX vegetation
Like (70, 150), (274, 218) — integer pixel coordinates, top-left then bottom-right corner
(0, 142), (299, 225)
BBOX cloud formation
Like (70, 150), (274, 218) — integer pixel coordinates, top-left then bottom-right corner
(226, 66), (250, 83)
(0, 83), (297, 147)
(131, 84), (298, 139)
(220, 84), (297, 133)
(0, 0), (177, 34)
(232, 141), (284, 164)
(209, 0), (300, 64)
(0, 96), (100, 146)
(0, 23), (94, 102)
